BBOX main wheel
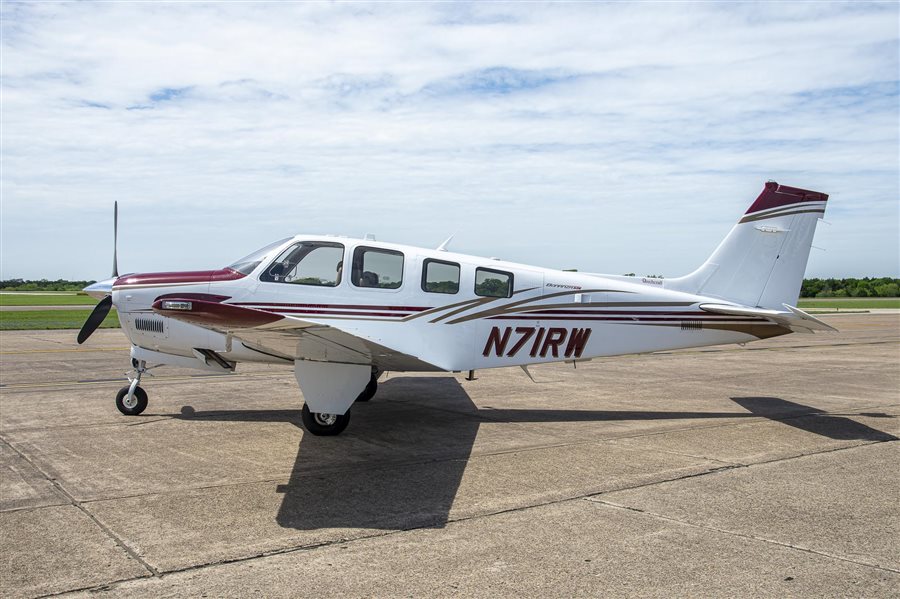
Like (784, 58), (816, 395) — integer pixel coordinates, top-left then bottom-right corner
(301, 404), (351, 436)
(115, 385), (148, 416)
(355, 375), (378, 403)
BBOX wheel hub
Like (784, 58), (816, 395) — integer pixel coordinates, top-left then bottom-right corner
(123, 393), (138, 409)
(313, 412), (338, 426)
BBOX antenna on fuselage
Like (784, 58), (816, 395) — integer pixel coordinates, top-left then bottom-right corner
(436, 234), (454, 252)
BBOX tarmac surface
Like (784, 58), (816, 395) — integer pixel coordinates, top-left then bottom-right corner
(1, 312), (898, 598)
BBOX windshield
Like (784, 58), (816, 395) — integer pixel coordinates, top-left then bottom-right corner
(226, 238), (293, 275)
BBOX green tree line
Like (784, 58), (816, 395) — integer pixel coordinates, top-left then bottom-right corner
(800, 277), (899, 298)
(1, 279), (95, 291)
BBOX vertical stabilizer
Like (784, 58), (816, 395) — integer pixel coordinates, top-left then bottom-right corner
(667, 182), (828, 309)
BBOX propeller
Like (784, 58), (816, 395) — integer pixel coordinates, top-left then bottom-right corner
(77, 202), (119, 344)
(112, 201), (118, 278)
(77, 295), (112, 344)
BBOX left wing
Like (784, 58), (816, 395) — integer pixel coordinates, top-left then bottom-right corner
(152, 298), (441, 371)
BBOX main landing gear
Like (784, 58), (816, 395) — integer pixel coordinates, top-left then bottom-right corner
(301, 369), (379, 436)
(301, 404), (351, 436)
(354, 370), (379, 403)
(116, 359), (149, 416)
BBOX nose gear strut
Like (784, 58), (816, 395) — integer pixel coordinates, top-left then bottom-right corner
(116, 359), (154, 416)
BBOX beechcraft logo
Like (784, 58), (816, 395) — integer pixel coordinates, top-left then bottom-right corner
(483, 326), (592, 358)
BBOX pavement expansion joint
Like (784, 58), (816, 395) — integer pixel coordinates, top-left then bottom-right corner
(650, 338), (899, 356)
(589, 498), (900, 575)
(0, 370), (289, 393)
(588, 437), (897, 504)
(1, 435), (160, 578)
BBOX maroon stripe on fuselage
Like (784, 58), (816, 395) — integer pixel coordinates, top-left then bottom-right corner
(152, 298), (282, 328)
(521, 309), (710, 316)
(270, 308), (411, 318)
(745, 181), (828, 215)
(233, 302), (430, 312)
(115, 268), (245, 287)
(155, 292), (231, 303)
(489, 316), (766, 322)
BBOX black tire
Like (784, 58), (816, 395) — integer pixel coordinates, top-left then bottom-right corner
(116, 385), (148, 416)
(355, 376), (378, 403)
(301, 404), (350, 436)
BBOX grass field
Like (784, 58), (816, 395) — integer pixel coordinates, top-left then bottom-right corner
(797, 298), (900, 309)
(0, 309), (120, 331)
(0, 292), (97, 306)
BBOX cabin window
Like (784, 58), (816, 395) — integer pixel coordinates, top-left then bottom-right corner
(260, 242), (345, 286)
(475, 267), (513, 298)
(422, 259), (460, 294)
(351, 246), (404, 289)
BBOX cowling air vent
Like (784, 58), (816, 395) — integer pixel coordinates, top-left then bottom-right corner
(135, 316), (165, 334)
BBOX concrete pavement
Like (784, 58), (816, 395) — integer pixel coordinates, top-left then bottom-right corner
(1, 312), (898, 597)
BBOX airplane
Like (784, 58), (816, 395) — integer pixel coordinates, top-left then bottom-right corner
(77, 181), (834, 436)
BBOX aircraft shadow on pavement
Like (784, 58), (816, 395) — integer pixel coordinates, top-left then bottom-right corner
(175, 379), (896, 532)
(731, 396), (897, 442)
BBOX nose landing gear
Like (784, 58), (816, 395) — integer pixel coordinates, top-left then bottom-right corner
(116, 359), (150, 415)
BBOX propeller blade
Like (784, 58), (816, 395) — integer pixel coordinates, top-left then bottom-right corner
(112, 201), (119, 278)
(77, 295), (113, 344)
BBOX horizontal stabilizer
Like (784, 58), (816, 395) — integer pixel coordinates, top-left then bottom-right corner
(699, 303), (837, 334)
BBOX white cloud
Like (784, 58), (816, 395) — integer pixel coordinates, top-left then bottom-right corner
(1, 2), (897, 280)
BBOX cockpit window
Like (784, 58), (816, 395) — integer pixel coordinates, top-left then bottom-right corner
(260, 242), (345, 286)
(227, 238), (292, 275)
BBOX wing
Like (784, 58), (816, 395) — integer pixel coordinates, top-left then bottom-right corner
(152, 298), (441, 371)
(699, 303), (837, 334)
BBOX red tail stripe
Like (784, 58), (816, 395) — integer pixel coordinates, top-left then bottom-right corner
(745, 181), (828, 215)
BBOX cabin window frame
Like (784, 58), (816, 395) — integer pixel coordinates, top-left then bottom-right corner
(350, 245), (405, 290)
(421, 258), (461, 295)
(474, 267), (514, 298)
(259, 241), (346, 287)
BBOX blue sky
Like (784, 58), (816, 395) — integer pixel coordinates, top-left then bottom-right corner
(1, 2), (897, 280)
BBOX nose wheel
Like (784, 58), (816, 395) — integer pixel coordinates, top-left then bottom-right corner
(116, 385), (148, 415)
(116, 359), (150, 415)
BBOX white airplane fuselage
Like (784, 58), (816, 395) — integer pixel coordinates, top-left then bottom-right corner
(111, 236), (786, 373)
